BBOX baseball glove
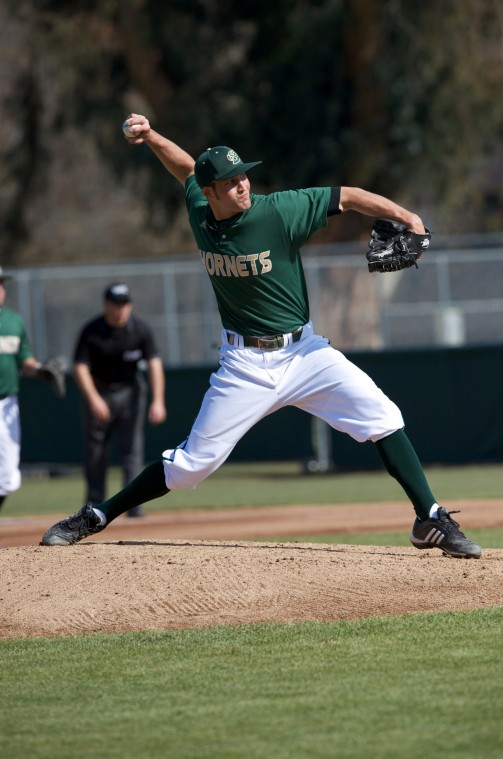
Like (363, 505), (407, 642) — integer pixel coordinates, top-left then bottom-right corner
(366, 219), (431, 273)
(37, 358), (66, 398)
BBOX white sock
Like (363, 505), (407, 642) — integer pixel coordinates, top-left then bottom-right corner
(92, 507), (107, 526)
(429, 503), (440, 519)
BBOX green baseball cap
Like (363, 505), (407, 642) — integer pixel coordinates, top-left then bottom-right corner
(194, 146), (261, 187)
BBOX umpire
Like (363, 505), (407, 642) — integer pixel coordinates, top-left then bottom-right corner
(74, 282), (166, 517)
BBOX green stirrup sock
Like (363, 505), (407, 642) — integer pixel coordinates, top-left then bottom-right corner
(374, 429), (435, 520)
(99, 460), (169, 524)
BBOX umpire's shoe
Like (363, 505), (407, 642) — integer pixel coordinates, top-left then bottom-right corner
(40, 503), (104, 546)
(410, 507), (482, 559)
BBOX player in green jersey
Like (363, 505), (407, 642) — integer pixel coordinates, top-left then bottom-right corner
(0, 269), (56, 511)
(40, 116), (481, 559)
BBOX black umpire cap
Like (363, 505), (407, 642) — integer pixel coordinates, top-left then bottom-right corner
(104, 283), (131, 304)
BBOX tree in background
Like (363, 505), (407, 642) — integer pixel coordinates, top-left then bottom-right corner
(1, 0), (502, 265)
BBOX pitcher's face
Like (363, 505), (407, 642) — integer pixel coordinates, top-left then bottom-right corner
(204, 173), (251, 220)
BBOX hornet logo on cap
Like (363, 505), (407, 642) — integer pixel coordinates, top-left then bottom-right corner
(227, 149), (240, 165)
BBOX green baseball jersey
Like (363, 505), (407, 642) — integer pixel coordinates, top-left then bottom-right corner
(185, 175), (331, 335)
(0, 307), (34, 396)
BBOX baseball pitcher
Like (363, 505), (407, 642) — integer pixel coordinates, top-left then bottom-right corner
(40, 115), (481, 559)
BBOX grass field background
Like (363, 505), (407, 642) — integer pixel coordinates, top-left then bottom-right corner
(1, 461), (502, 758)
(4, 460), (503, 516)
(4, 461), (502, 547)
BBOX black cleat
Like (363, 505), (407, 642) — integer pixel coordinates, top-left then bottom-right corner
(410, 507), (482, 559)
(40, 503), (104, 546)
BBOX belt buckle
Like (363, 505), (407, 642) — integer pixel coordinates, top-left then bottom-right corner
(258, 336), (283, 351)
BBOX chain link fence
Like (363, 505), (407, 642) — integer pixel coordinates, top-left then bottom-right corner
(4, 237), (503, 367)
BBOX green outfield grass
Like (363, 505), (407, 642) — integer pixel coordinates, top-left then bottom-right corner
(1, 609), (501, 759)
(2, 460), (502, 517)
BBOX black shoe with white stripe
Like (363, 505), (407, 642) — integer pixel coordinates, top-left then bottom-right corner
(410, 507), (482, 559)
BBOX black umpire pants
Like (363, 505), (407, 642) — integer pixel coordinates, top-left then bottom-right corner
(82, 377), (147, 507)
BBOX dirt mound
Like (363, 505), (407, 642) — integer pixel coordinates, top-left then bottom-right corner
(1, 499), (501, 639)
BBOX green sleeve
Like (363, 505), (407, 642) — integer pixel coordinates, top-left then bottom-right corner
(185, 174), (206, 211)
(267, 187), (331, 249)
(17, 321), (34, 365)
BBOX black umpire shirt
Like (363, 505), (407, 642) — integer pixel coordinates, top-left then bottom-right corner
(74, 315), (160, 385)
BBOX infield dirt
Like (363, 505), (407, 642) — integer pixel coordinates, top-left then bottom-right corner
(1, 498), (502, 639)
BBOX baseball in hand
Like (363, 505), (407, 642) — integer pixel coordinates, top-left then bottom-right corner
(122, 121), (137, 138)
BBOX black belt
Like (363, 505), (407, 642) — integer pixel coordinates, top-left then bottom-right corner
(94, 380), (133, 391)
(226, 327), (303, 351)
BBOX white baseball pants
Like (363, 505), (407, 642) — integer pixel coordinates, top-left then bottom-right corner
(162, 322), (403, 490)
(0, 395), (22, 495)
